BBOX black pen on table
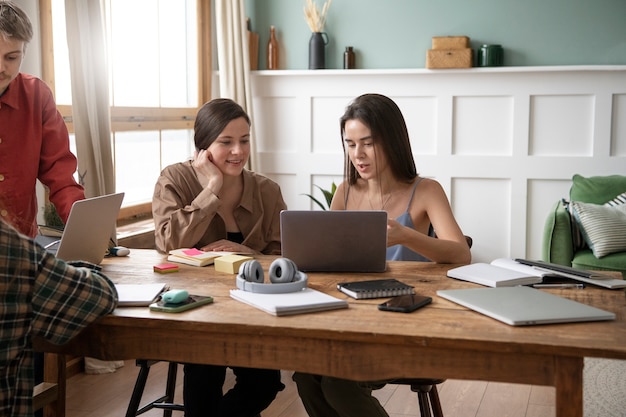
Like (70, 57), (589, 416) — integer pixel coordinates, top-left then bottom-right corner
(532, 283), (585, 289)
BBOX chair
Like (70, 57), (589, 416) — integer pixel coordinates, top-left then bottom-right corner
(126, 360), (184, 417)
(385, 235), (473, 417)
(388, 378), (445, 417)
(542, 174), (626, 279)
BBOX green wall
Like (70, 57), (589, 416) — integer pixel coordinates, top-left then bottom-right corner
(244, 0), (626, 70)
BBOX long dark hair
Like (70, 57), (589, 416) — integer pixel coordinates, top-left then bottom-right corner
(194, 98), (251, 150)
(339, 93), (417, 185)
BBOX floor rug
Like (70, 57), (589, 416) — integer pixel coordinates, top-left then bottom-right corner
(584, 358), (626, 417)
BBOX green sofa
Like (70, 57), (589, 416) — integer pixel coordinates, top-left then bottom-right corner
(542, 174), (626, 279)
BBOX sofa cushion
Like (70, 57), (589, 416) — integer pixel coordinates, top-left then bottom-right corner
(570, 201), (626, 258)
(570, 174), (626, 204)
(542, 200), (575, 265)
(572, 250), (626, 279)
(606, 191), (626, 207)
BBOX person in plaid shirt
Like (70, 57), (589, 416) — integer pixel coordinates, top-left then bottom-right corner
(0, 219), (118, 417)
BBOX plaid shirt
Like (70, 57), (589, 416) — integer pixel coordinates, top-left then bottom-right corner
(0, 220), (118, 417)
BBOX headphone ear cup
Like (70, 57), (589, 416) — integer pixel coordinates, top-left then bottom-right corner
(269, 258), (298, 283)
(239, 260), (264, 283)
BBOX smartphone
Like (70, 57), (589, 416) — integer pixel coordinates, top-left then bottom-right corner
(378, 294), (432, 313)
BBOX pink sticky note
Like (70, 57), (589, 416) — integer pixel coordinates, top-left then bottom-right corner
(183, 248), (204, 256)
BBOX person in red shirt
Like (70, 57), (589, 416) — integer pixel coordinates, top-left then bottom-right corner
(0, 1), (84, 237)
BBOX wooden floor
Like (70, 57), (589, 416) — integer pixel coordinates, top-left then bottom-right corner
(65, 360), (556, 417)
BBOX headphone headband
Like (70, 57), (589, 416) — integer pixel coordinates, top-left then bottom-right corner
(236, 271), (308, 293)
(236, 258), (308, 294)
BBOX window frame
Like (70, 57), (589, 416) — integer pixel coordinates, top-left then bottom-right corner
(38, 0), (212, 221)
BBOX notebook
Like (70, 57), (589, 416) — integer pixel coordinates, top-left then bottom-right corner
(280, 210), (387, 272)
(337, 278), (415, 299)
(437, 286), (615, 326)
(115, 283), (167, 307)
(230, 288), (349, 316)
(41, 193), (125, 265)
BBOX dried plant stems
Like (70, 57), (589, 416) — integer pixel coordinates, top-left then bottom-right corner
(304, 0), (332, 33)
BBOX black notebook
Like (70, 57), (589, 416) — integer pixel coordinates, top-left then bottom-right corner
(337, 279), (415, 299)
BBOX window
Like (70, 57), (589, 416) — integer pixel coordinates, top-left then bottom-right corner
(43, 0), (211, 214)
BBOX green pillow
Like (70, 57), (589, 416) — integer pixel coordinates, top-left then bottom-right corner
(606, 191), (626, 207)
(570, 201), (626, 258)
(570, 174), (626, 204)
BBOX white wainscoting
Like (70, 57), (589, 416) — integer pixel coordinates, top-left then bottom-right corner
(250, 66), (626, 263)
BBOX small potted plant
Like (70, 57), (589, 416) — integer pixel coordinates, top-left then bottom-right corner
(302, 182), (336, 210)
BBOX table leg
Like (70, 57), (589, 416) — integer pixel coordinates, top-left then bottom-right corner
(555, 356), (583, 417)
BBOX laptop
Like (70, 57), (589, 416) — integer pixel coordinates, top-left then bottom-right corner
(436, 286), (615, 326)
(280, 210), (387, 272)
(40, 193), (125, 265)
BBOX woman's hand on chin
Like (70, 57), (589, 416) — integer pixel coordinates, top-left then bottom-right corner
(193, 149), (223, 192)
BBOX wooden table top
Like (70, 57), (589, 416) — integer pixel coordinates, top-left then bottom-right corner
(61, 249), (626, 362)
(37, 249), (626, 417)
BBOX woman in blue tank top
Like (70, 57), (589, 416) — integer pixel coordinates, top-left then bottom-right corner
(292, 93), (471, 417)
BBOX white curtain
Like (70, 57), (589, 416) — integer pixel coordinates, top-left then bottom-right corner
(214, 0), (257, 171)
(64, 0), (114, 197)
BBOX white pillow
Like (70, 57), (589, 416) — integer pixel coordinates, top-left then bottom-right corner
(570, 201), (626, 258)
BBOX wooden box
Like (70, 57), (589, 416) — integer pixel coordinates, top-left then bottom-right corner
(426, 48), (473, 69)
(432, 36), (470, 50)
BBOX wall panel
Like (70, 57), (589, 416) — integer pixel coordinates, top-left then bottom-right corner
(251, 66), (626, 262)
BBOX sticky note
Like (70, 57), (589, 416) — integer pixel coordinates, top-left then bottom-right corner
(214, 254), (254, 274)
(154, 263), (180, 274)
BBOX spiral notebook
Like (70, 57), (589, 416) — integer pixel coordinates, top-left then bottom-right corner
(336, 278), (415, 299)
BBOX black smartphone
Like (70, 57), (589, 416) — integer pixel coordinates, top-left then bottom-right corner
(377, 294), (432, 313)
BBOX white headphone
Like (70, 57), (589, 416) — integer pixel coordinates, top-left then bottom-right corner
(236, 258), (308, 294)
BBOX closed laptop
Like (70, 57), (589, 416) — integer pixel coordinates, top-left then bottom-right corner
(280, 210), (387, 272)
(437, 286), (615, 326)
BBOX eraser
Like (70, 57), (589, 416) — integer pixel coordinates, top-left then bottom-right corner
(214, 254), (254, 274)
(154, 263), (179, 273)
(161, 289), (189, 304)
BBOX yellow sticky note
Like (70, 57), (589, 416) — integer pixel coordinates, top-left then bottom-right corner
(214, 254), (254, 274)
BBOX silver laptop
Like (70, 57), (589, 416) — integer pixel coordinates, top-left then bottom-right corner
(280, 210), (387, 272)
(437, 286), (615, 326)
(41, 193), (124, 264)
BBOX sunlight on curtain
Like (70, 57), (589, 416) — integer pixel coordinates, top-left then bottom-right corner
(64, 0), (114, 197)
(215, 0), (257, 170)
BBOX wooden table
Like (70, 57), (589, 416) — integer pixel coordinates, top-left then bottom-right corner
(36, 249), (626, 417)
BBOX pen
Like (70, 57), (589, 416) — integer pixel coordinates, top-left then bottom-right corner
(533, 283), (585, 289)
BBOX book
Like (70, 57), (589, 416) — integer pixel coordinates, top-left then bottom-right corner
(336, 278), (415, 299)
(167, 248), (232, 267)
(447, 262), (542, 288)
(230, 288), (349, 316)
(448, 258), (626, 289)
(149, 294), (214, 313)
(115, 283), (168, 307)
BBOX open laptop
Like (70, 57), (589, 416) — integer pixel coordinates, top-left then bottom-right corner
(280, 210), (387, 272)
(437, 286), (615, 326)
(40, 193), (125, 265)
